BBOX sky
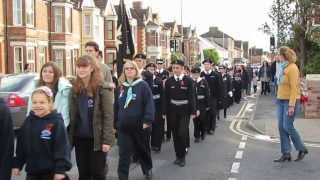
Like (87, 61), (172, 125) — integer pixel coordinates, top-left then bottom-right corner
(114, 0), (274, 51)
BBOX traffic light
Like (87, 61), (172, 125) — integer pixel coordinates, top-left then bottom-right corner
(270, 36), (275, 47)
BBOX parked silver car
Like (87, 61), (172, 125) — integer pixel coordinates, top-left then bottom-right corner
(0, 73), (38, 129)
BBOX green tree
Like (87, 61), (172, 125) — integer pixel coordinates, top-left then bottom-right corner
(171, 52), (184, 62)
(268, 0), (318, 74)
(203, 49), (220, 65)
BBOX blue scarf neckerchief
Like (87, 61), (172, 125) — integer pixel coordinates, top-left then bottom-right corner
(122, 78), (143, 108)
(277, 60), (289, 85)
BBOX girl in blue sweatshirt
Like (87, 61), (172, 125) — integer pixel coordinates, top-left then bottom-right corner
(12, 86), (71, 180)
(115, 60), (155, 180)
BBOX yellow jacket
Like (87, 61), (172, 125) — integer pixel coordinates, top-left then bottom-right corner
(277, 62), (301, 107)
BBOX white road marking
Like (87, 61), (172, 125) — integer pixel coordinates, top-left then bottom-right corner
(231, 162), (240, 173)
(239, 142), (246, 149)
(228, 178), (237, 180)
(235, 151), (244, 159)
(242, 135), (248, 141)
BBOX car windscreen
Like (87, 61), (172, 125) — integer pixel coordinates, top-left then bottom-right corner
(0, 76), (34, 92)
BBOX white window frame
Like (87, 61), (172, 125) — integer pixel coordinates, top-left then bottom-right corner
(54, 49), (64, 73)
(94, 15), (100, 36)
(65, 7), (72, 33)
(313, 5), (320, 26)
(13, 0), (22, 26)
(27, 47), (35, 72)
(26, 0), (35, 27)
(107, 20), (114, 40)
(13, 47), (23, 73)
(54, 7), (63, 32)
(39, 46), (46, 69)
(84, 14), (92, 36)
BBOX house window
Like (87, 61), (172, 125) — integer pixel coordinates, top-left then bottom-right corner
(54, 7), (63, 32)
(94, 15), (100, 36)
(107, 52), (115, 64)
(14, 47), (23, 73)
(54, 49), (64, 73)
(39, 46), (46, 69)
(27, 47), (35, 72)
(13, 0), (22, 25)
(314, 5), (320, 25)
(107, 20), (114, 40)
(26, 0), (35, 27)
(84, 15), (92, 36)
(65, 8), (72, 33)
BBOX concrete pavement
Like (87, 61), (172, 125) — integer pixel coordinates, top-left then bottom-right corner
(250, 94), (320, 144)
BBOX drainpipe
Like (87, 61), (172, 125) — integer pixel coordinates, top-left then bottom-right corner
(4, 0), (8, 73)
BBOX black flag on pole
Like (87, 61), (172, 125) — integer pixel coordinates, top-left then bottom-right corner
(116, 0), (135, 77)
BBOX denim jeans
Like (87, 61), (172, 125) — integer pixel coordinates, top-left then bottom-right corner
(276, 99), (305, 154)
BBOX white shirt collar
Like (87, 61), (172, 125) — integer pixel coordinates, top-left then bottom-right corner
(197, 77), (202, 83)
(174, 74), (184, 81)
(204, 70), (212, 74)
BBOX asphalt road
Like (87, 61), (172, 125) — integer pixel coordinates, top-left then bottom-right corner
(12, 94), (320, 180)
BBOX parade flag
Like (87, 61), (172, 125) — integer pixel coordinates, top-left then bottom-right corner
(116, 0), (135, 77)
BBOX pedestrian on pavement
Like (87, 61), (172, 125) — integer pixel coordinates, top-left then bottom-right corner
(27, 62), (72, 128)
(191, 67), (210, 142)
(252, 70), (258, 94)
(115, 60), (154, 180)
(68, 55), (115, 180)
(0, 98), (14, 180)
(274, 46), (308, 163)
(12, 86), (72, 180)
(85, 41), (114, 89)
(219, 66), (233, 119)
(164, 59), (196, 167)
(200, 59), (222, 134)
(144, 63), (165, 153)
(246, 64), (254, 95)
(240, 65), (249, 97)
(259, 61), (272, 95)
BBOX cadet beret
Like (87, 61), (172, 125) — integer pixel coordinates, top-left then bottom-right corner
(134, 54), (147, 60)
(156, 59), (164, 64)
(171, 59), (185, 66)
(191, 67), (201, 74)
(202, 59), (213, 64)
(145, 63), (157, 69)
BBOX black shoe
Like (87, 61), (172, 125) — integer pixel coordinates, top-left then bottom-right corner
(295, 149), (308, 162)
(194, 138), (200, 143)
(207, 130), (213, 135)
(144, 170), (153, 180)
(185, 148), (189, 154)
(166, 137), (171, 142)
(151, 147), (160, 153)
(174, 159), (180, 165)
(178, 158), (186, 167)
(273, 153), (291, 162)
(201, 134), (206, 140)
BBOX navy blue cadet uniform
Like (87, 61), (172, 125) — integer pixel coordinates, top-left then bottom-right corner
(164, 70), (196, 164)
(200, 61), (223, 134)
(143, 66), (165, 152)
(192, 74), (210, 141)
(115, 80), (155, 180)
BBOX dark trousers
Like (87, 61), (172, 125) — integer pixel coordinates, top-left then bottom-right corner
(234, 88), (242, 103)
(151, 114), (164, 149)
(118, 129), (153, 180)
(253, 85), (257, 93)
(168, 112), (190, 159)
(261, 81), (270, 95)
(207, 108), (217, 132)
(193, 110), (207, 139)
(166, 118), (172, 139)
(223, 108), (227, 118)
(26, 174), (53, 180)
(74, 138), (107, 180)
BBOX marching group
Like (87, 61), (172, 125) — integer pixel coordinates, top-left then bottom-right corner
(1, 41), (260, 180)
